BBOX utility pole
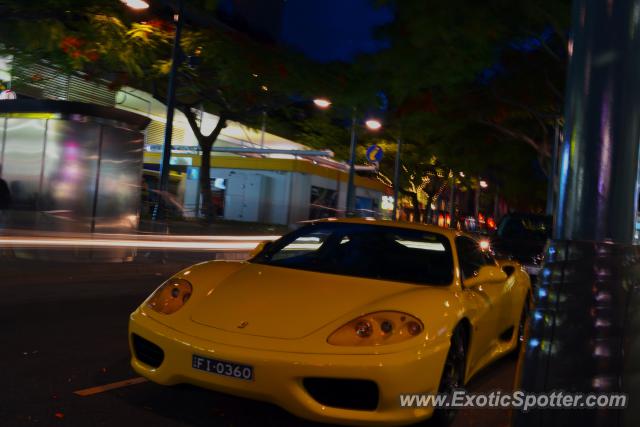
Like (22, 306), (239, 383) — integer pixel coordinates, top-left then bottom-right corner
(153, 0), (184, 223)
(392, 135), (402, 221)
(345, 109), (358, 216)
(448, 171), (455, 228)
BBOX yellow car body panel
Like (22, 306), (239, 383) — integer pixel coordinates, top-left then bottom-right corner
(129, 219), (531, 426)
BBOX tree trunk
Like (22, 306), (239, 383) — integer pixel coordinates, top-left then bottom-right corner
(199, 140), (214, 222)
(411, 192), (420, 222)
(182, 107), (228, 223)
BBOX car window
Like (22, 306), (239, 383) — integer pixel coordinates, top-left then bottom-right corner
(271, 230), (333, 261)
(456, 237), (492, 280)
(253, 223), (454, 286)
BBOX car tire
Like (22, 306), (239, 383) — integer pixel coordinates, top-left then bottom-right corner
(514, 296), (531, 353)
(431, 325), (467, 426)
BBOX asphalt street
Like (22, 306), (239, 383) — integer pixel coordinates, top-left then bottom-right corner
(0, 249), (517, 427)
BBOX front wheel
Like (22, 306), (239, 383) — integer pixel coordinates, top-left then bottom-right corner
(432, 325), (467, 426)
(515, 296), (531, 351)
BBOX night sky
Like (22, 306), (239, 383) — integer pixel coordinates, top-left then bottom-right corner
(280, 0), (393, 62)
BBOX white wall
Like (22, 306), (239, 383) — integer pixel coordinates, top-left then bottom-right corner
(184, 167), (291, 224)
(184, 166), (383, 225)
(288, 172), (312, 224)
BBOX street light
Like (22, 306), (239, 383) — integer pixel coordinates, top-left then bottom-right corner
(479, 179), (489, 189)
(365, 119), (382, 131)
(121, 0), (149, 10)
(314, 100), (383, 216)
(124, 0), (183, 223)
(313, 98), (332, 109)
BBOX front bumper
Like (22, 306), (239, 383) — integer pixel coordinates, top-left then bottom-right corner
(129, 310), (449, 426)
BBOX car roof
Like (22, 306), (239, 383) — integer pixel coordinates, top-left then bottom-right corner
(306, 217), (467, 240)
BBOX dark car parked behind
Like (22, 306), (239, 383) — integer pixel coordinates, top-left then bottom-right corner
(491, 213), (552, 279)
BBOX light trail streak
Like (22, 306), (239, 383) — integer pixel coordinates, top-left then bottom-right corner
(0, 236), (276, 251)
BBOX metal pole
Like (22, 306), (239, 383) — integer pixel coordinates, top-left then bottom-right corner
(260, 110), (267, 150)
(554, 0), (640, 243)
(392, 135), (402, 221)
(345, 109), (357, 216)
(493, 185), (499, 219)
(448, 172), (455, 228)
(153, 0), (184, 222)
(474, 180), (480, 218)
(546, 119), (560, 216)
(515, 3), (640, 426)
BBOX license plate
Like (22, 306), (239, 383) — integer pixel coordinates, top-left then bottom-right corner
(192, 355), (253, 381)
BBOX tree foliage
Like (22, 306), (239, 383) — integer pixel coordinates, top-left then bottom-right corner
(371, 0), (571, 211)
(0, 0), (348, 219)
(0, 0), (574, 215)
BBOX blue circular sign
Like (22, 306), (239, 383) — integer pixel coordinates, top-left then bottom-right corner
(366, 144), (383, 163)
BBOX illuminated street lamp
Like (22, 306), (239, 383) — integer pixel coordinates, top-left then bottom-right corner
(121, 0), (149, 9)
(314, 99), (383, 215)
(365, 119), (382, 131)
(313, 98), (332, 109)
(479, 179), (489, 189)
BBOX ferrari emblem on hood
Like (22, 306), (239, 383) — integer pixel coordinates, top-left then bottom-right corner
(237, 321), (249, 329)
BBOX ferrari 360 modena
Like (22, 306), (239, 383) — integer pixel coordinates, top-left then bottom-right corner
(129, 218), (531, 426)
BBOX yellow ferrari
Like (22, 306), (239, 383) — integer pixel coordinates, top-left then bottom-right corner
(129, 218), (531, 426)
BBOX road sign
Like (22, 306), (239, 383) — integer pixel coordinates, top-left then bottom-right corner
(366, 144), (383, 163)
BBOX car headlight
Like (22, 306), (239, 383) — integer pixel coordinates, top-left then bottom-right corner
(327, 311), (423, 346)
(146, 278), (193, 315)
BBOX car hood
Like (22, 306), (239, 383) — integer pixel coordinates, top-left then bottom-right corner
(190, 263), (415, 340)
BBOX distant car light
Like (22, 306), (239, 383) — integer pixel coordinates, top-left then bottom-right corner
(479, 239), (491, 251)
(486, 217), (496, 230)
(147, 278), (193, 315)
(328, 312), (423, 346)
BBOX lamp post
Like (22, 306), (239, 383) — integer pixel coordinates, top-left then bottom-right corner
(448, 171), (455, 228)
(346, 113), (382, 216)
(155, 0), (184, 222)
(475, 178), (488, 218)
(123, 0), (183, 222)
(392, 135), (402, 221)
(313, 99), (382, 216)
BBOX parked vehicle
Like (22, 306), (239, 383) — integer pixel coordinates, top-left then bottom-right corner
(491, 213), (552, 278)
(129, 218), (531, 426)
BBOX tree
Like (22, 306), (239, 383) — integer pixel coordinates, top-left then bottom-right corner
(370, 0), (571, 210)
(0, 0), (345, 220)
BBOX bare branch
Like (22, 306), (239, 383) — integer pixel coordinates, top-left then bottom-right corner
(479, 119), (551, 157)
(525, 31), (563, 63)
(544, 69), (564, 102)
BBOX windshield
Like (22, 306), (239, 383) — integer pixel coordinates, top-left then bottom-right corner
(497, 215), (552, 240)
(252, 222), (453, 286)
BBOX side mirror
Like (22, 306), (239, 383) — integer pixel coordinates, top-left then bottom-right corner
(497, 259), (519, 277)
(463, 265), (508, 288)
(249, 240), (272, 258)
